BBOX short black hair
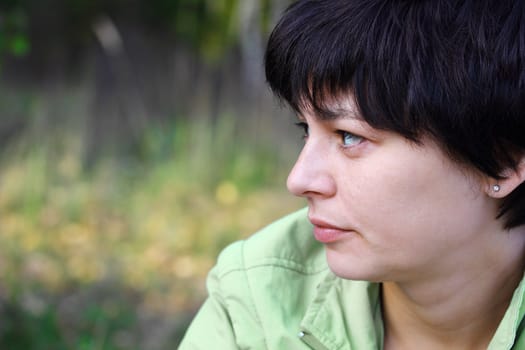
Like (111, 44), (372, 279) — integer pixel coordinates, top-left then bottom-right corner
(265, 0), (525, 229)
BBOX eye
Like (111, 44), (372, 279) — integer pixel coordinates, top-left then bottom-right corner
(337, 130), (363, 147)
(295, 122), (309, 139)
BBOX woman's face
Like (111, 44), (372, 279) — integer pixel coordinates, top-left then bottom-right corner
(287, 98), (499, 283)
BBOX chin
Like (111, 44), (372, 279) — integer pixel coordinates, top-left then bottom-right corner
(325, 249), (384, 282)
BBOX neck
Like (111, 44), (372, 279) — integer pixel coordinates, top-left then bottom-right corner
(382, 226), (525, 350)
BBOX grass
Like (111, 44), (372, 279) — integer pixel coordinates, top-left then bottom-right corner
(0, 113), (304, 348)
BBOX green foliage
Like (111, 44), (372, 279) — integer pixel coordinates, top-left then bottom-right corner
(0, 0), (293, 70)
(0, 284), (144, 350)
(0, 1), (299, 347)
(0, 5), (30, 65)
(0, 115), (302, 348)
(0, 302), (68, 350)
(141, 0), (239, 62)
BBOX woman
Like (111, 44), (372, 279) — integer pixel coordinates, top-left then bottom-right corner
(180, 0), (525, 349)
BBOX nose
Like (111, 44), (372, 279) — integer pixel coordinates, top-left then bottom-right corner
(286, 140), (336, 198)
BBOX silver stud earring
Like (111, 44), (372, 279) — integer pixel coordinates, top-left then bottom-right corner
(493, 184), (501, 193)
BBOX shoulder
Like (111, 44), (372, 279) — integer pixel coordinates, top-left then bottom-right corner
(214, 207), (327, 278)
(203, 208), (329, 349)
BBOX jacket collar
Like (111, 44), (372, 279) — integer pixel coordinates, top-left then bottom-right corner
(299, 272), (383, 350)
(300, 271), (525, 350)
(488, 271), (525, 349)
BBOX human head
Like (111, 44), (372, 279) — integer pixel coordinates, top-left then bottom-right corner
(265, 0), (525, 229)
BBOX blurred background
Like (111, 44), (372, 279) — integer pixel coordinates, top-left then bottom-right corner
(0, 0), (304, 348)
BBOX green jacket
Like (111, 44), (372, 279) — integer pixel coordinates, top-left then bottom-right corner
(179, 209), (525, 349)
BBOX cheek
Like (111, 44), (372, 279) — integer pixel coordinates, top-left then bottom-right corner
(337, 168), (412, 238)
(337, 151), (481, 241)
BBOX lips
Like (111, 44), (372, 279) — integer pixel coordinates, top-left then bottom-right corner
(309, 217), (351, 243)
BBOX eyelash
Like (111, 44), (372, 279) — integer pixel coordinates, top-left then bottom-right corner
(295, 122), (309, 139)
(295, 122), (364, 148)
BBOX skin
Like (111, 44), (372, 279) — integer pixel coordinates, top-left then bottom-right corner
(287, 96), (525, 349)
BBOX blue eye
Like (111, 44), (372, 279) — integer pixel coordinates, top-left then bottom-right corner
(338, 131), (363, 147)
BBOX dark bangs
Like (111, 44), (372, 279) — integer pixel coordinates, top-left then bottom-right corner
(265, 0), (525, 228)
(264, 0), (458, 141)
(265, 0), (525, 174)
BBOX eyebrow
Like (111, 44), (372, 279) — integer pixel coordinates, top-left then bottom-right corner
(310, 106), (363, 121)
(296, 108), (363, 124)
(328, 107), (362, 120)
(296, 97), (364, 121)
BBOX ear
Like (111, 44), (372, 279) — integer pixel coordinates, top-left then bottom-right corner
(486, 156), (525, 198)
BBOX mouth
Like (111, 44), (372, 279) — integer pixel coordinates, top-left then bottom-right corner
(309, 217), (352, 243)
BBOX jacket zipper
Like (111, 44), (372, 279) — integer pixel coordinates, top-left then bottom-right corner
(298, 330), (330, 350)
